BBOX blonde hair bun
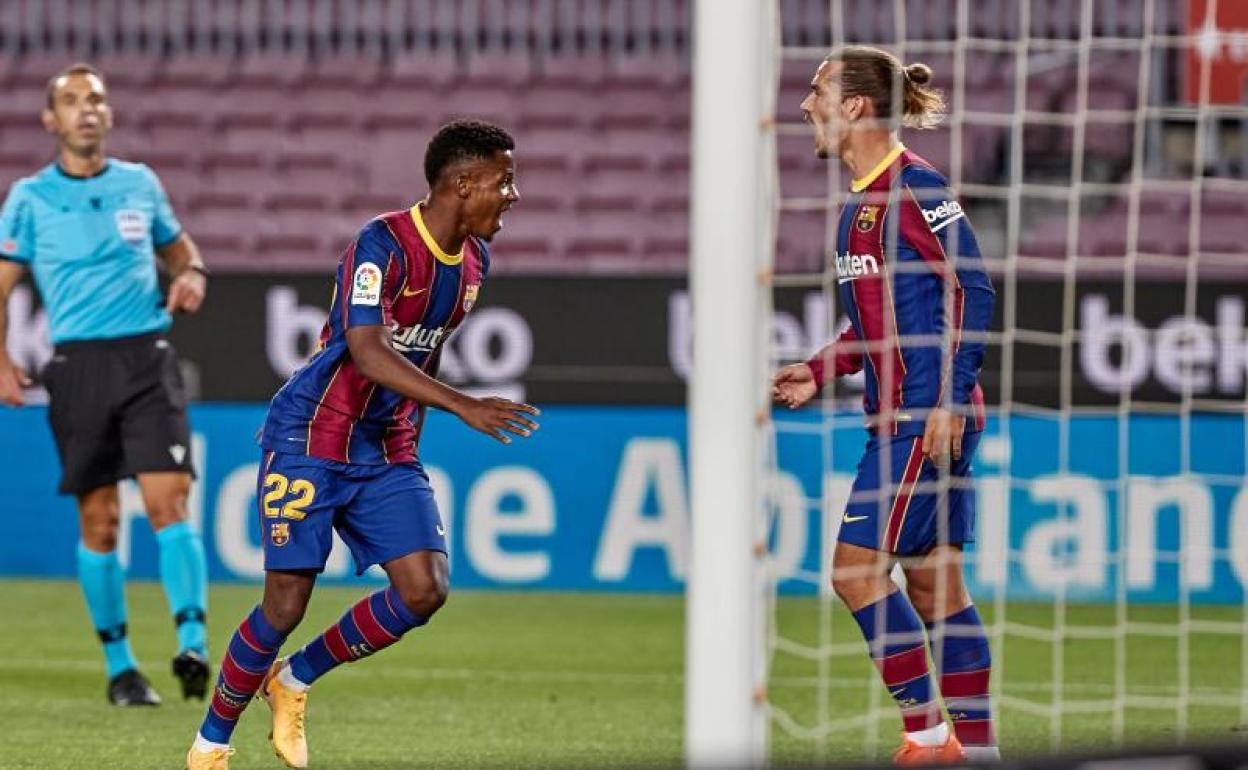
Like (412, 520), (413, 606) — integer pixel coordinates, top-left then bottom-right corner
(905, 62), (933, 86)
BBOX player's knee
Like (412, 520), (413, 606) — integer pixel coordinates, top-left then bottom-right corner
(831, 572), (872, 608)
(905, 583), (936, 621)
(262, 579), (312, 633)
(81, 522), (119, 552)
(148, 506), (188, 532)
(144, 487), (191, 529)
(262, 595), (307, 634)
(398, 573), (449, 619)
(79, 503), (120, 551)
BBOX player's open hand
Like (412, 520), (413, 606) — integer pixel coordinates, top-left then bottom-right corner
(457, 396), (541, 444)
(772, 363), (818, 409)
(0, 356), (31, 407)
(921, 407), (965, 467)
(166, 270), (206, 314)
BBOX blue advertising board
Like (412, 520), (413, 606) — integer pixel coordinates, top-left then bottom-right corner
(1, 405), (1244, 603)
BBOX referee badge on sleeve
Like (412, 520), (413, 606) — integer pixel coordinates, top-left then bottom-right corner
(352, 263), (383, 306)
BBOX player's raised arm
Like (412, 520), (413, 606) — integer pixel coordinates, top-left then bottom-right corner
(344, 324), (538, 444)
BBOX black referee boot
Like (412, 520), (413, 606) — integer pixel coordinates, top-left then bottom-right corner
(107, 668), (161, 706)
(172, 649), (211, 700)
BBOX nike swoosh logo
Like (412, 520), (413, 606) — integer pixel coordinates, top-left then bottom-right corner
(842, 513), (869, 524)
(402, 286), (428, 297)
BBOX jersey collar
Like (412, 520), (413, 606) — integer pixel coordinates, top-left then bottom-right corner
(54, 158), (112, 181)
(410, 203), (464, 266)
(850, 143), (906, 193)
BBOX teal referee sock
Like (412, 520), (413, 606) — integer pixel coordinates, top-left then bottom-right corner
(156, 521), (208, 654)
(77, 543), (138, 678)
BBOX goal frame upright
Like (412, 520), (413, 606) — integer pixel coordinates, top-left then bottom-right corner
(685, 0), (776, 767)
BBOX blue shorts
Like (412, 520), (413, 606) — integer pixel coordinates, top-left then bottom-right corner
(257, 452), (447, 575)
(837, 431), (980, 556)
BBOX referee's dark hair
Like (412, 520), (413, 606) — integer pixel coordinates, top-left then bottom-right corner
(46, 62), (106, 108)
(424, 120), (515, 186)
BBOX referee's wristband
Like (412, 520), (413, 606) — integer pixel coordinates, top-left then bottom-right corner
(188, 264), (210, 278)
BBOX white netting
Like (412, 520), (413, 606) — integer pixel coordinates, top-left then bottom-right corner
(761, 0), (1248, 762)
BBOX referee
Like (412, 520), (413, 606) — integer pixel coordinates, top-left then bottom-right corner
(0, 63), (211, 706)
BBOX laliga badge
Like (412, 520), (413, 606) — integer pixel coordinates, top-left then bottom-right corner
(352, 262), (382, 306)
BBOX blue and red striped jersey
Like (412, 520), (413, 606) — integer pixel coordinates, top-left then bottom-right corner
(261, 204), (489, 464)
(807, 145), (995, 436)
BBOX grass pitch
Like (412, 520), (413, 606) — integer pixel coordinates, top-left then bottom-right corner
(1, 580), (1244, 769)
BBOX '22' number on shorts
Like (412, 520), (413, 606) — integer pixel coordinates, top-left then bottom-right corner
(262, 473), (316, 521)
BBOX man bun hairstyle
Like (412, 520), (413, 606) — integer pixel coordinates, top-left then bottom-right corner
(904, 62), (932, 85)
(424, 119), (516, 186)
(827, 46), (945, 130)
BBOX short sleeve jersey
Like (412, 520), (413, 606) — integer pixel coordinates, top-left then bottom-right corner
(0, 159), (183, 343)
(260, 204), (490, 465)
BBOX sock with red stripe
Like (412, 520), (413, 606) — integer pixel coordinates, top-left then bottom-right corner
(198, 606), (287, 745)
(287, 587), (425, 687)
(851, 591), (944, 738)
(927, 604), (997, 757)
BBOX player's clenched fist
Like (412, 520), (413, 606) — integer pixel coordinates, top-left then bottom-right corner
(772, 363), (818, 410)
(0, 356), (31, 407)
(456, 396), (541, 444)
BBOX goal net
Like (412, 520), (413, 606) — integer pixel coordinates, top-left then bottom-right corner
(760, 0), (1248, 763)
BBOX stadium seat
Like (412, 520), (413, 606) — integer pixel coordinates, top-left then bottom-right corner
(538, 54), (608, 89)
(0, 4), (1218, 283)
(386, 49), (461, 90)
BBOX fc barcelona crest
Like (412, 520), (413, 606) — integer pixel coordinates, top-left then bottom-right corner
(463, 284), (480, 312)
(856, 206), (879, 232)
(270, 521), (290, 547)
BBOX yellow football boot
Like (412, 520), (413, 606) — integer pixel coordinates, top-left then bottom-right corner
(185, 746), (233, 770)
(261, 659), (309, 769)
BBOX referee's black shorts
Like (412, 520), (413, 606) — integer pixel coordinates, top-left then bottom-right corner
(41, 331), (195, 496)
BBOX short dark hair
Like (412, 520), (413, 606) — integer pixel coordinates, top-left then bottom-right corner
(424, 119), (515, 186)
(46, 62), (106, 108)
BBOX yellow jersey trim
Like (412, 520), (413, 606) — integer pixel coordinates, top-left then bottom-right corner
(410, 203), (464, 266)
(851, 143), (906, 193)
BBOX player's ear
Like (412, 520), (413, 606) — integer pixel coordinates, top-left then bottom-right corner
(845, 94), (869, 123)
(454, 172), (472, 199)
(40, 107), (57, 134)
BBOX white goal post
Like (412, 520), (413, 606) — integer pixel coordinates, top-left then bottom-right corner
(684, 0), (777, 767)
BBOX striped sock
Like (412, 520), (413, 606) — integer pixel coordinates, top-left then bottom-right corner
(288, 587), (425, 687)
(198, 606), (287, 745)
(851, 591), (943, 735)
(928, 604), (996, 751)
